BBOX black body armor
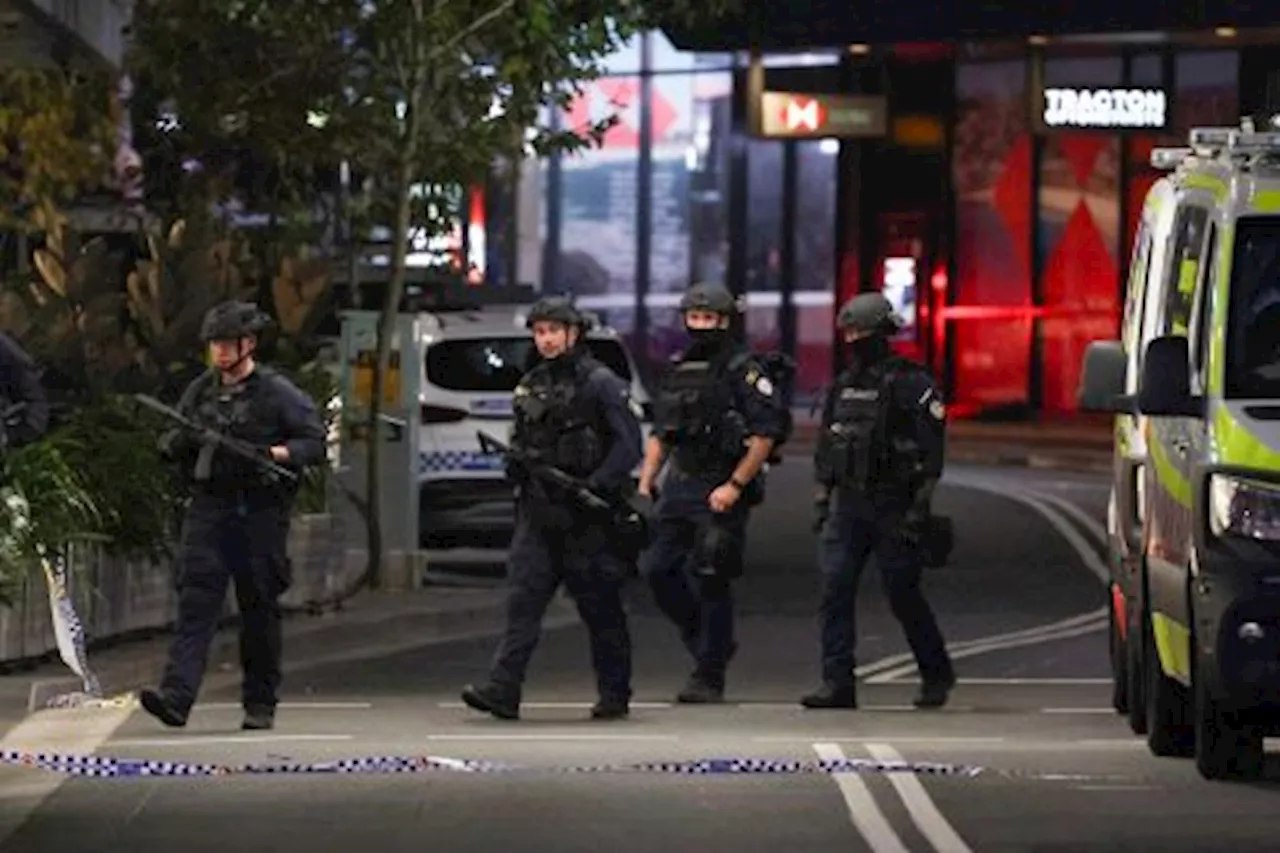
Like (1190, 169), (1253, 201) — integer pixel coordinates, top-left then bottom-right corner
(652, 353), (746, 477)
(511, 358), (605, 479)
(815, 360), (917, 494)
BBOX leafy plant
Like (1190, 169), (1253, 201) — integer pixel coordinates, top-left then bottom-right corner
(0, 431), (105, 604)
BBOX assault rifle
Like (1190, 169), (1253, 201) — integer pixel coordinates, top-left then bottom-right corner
(477, 430), (652, 556)
(134, 394), (298, 483)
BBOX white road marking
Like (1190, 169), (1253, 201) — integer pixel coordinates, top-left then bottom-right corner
(1012, 492), (1108, 583)
(855, 608), (1107, 678)
(866, 742), (975, 853)
(866, 618), (1106, 683)
(734, 703), (974, 712)
(757, 736), (1004, 744)
(887, 678), (1111, 685)
(196, 701), (373, 710)
(109, 734), (355, 747)
(813, 743), (911, 853)
(1032, 491), (1108, 547)
(424, 734), (680, 742)
(1040, 707), (1115, 714)
(438, 701), (672, 710)
(0, 705), (135, 845)
(1074, 785), (1159, 791)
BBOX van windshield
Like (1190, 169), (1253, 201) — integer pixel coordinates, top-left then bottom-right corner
(425, 337), (633, 393)
(1227, 216), (1280, 398)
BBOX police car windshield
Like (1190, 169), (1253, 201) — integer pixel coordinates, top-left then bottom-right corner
(1227, 216), (1280, 398)
(426, 337), (633, 392)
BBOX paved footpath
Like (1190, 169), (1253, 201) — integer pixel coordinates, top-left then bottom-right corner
(0, 460), (1277, 852)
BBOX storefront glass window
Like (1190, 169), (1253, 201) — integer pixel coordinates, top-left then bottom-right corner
(794, 140), (838, 403)
(952, 59), (1032, 415)
(646, 71), (734, 367)
(1037, 57), (1123, 415)
(553, 75), (640, 337)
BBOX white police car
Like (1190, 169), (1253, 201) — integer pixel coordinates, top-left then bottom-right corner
(416, 303), (650, 549)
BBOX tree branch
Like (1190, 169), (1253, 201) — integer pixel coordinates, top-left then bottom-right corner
(426, 0), (518, 64)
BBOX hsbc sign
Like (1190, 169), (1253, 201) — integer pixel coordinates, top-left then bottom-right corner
(758, 92), (887, 139)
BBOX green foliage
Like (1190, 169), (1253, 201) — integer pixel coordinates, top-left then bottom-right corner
(0, 427), (106, 603)
(0, 67), (116, 231)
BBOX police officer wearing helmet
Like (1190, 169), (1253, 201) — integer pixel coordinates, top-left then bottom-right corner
(802, 292), (955, 711)
(461, 295), (643, 721)
(638, 282), (788, 704)
(0, 332), (48, 450)
(140, 300), (326, 731)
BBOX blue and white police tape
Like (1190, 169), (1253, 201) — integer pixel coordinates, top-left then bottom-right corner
(0, 750), (985, 779)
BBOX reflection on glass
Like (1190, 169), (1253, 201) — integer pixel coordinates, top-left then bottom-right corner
(952, 59), (1032, 412)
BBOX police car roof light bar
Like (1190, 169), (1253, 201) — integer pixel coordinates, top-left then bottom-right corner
(1150, 147), (1192, 170)
(1186, 126), (1280, 160)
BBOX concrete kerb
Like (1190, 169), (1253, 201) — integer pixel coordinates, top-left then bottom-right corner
(26, 588), (579, 713)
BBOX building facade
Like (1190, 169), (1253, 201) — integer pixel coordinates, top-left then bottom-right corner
(515, 29), (1278, 418)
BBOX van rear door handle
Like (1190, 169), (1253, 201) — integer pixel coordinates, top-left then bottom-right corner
(1171, 438), (1190, 456)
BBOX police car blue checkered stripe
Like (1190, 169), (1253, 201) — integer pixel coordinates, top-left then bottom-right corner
(419, 450), (504, 474)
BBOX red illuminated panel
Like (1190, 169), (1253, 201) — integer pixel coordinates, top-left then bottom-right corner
(951, 59), (1034, 413)
(1038, 133), (1121, 414)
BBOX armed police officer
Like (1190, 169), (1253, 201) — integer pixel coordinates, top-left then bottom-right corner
(638, 282), (788, 704)
(140, 301), (326, 731)
(461, 296), (643, 721)
(801, 292), (955, 711)
(0, 331), (48, 450)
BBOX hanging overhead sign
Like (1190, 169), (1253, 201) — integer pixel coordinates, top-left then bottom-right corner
(1040, 87), (1169, 131)
(758, 92), (887, 139)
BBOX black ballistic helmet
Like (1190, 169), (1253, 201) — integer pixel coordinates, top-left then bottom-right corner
(200, 300), (271, 341)
(836, 292), (903, 336)
(524, 295), (583, 329)
(678, 282), (739, 316)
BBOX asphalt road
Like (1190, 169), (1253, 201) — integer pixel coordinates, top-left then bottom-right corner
(2, 461), (1279, 852)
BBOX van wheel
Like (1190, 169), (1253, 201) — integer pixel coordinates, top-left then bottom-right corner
(1145, 621), (1193, 757)
(1126, 602), (1147, 735)
(1193, 650), (1264, 780)
(1110, 594), (1129, 715)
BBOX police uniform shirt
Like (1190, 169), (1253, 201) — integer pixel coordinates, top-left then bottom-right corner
(578, 359), (644, 490)
(731, 348), (790, 444)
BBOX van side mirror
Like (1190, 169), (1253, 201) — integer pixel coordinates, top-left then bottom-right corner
(1077, 340), (1134, 414)
(1137, 335), (1204, 417)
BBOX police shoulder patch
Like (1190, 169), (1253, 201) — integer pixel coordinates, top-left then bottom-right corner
(514, 384), (529, 397)
(627, 397), (645, 419)
(929, 399), (946, 420)
(755, 376), (773, 396)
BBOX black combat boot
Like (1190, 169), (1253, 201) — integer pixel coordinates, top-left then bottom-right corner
(590, 696), (630, 720)
(913, 673), (957, 709)
(800, 683), (858, 709)
(139, 689), (188, 728)
(242, 705), (275, 730)
(460, 683), (521, 720)
(676, 674), (724, 704)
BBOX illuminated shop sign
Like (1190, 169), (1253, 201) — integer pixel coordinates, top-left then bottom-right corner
(1041, 87), (1168, 130)
(757, 91), (887, 139)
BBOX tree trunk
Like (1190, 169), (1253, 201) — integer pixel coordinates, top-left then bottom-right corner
(365, 132), (421, 590)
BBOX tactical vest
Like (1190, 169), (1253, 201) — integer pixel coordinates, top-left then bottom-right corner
(815, 361), (902, 492)
(182, 368), (284, 492)
(652, 352), (745, 476)
(511, 357), (606, 478)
